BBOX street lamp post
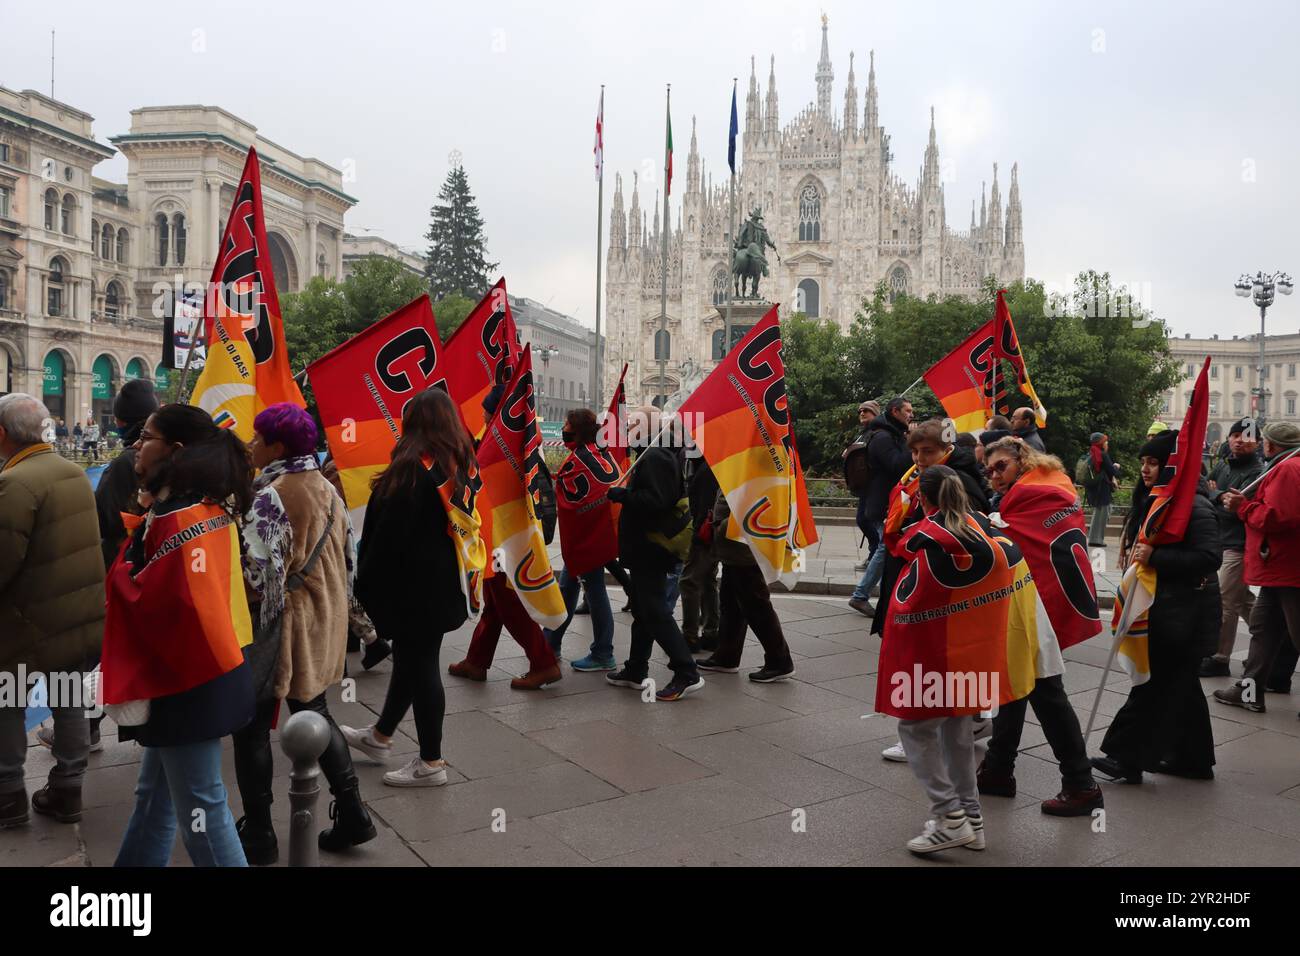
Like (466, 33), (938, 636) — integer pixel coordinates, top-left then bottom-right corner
(532, 344), (560, 420)
(1234, 271), (1293, 420)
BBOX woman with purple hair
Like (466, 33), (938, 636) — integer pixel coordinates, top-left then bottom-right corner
(231, 402), (376, 864)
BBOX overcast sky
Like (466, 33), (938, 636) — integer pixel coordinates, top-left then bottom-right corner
(6, 0), (1298, 338)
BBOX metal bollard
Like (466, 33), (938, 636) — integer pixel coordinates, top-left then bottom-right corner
(279, 710), (330, 867)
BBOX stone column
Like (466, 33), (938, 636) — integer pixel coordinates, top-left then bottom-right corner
(305, 218), (318, 279)
(207, 177), (221, 267)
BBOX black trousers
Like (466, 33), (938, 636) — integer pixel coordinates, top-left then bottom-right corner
(1102, 634), (1215, 772)
(715, 563), (793, 671)
(625, 566), (698, 681)
(376, 634), (447, 761)
(232, 692), (358, 813)
(680, 539), (720, 641)
(1242, 586), (1300, 693)
(984, 675), (1095, 791)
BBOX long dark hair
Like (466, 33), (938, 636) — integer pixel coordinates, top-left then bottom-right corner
(918, 464), (978, 542)
(371, 387), (475, 499)
(145, 404), (253, 516)
(565, 407), (599, 445)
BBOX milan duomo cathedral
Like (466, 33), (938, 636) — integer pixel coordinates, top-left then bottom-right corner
(603, 18), (1026, 406)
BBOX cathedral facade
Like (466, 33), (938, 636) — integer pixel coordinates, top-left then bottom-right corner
(603, 19), (1025, 406)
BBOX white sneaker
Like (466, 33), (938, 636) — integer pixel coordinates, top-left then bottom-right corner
(341, 724), (393, 763)
(972, 717), (992, 741)
(907, 813), (975, 854)
(383, 756), (449, 788)
(965, 813), (986, 851)
(881, 741), (907, 762)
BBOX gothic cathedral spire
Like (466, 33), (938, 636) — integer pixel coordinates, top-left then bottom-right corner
(816, 13), (834, 118)
(765, 55), (779, 140)
(863, 50), (878, 135)
(842, 51), (858, 138)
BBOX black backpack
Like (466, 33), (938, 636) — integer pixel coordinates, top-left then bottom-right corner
(843, 441), (872, 497)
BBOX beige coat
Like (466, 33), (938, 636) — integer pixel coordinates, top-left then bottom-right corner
(272, 469), (349, 702)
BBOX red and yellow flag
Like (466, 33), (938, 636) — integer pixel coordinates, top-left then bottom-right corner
(1111, 356), (1211, 684)
(442, 278), (522, 440)
(993, 289), (1046, 427)
(476, 349), (567, 630)
(875, 512), (1040, 719)
(191, 147), (305, 439)
(995, 466), (1102, 650)
(306, 294), (449, 523)
(677, 307), (817, 584)
(102, 503), (252, 703)
(921, 320), (999, 433)
(555, 365), (628, 576)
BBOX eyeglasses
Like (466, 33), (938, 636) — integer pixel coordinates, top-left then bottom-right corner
(136, 431), (167, 446)
(987, 459), (1014, 476)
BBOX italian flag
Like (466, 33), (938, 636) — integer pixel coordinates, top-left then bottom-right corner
(665, 110), (673, 196)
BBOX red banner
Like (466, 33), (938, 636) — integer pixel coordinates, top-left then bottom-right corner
(442, 278), (522, 439)
(993, 289), (1045, 426)
(306, 294), (450, 517)
(996, 466), (1102, 650)
(922, 320), (998, 433)
(555, 365), (628, 575)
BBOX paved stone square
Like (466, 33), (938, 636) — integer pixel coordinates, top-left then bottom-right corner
(4, 524), (1298, 868)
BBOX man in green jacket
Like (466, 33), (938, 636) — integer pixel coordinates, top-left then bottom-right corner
(0, 394), (106, 828)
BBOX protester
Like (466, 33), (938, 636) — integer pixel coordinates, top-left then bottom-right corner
(1200, 419), (1264, 677)
(979, 414), (1013, 451)
(104, 404), (254, 866)
(345, 388), (478, 786)
(230, 403), (375, 865)
(605, 407), (703, 701)
(1009, 406), (1045, 452)
(1213, 421), (1300, 714)
(848, 396), (913, 616)
(0, 394), (105, 829)
(82, 418), (101, 461)
(680, 456), (720, 654)
(1146, 420), (1169, 437)
(846, 399), (882, 572)
(875, 465), (1039, 855)
(979, 436), (1103, 815)
(1092, 428), (1220, 784)
(545, 408), (620, 671)
(1082, 432), (1122, 548)
(696, 487), (795, 682)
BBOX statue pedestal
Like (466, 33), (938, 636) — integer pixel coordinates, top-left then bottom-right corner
(718, 299), (774, 350)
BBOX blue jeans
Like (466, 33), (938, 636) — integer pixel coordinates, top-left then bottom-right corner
(546, 566), (614, 661)
(665, 561), (683, 615)
(115, 739), (247, 867)
(851, 520), (886, 601)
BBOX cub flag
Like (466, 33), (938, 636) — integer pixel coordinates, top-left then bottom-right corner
(875, 512), (1042, 719)
(442, 278), (522, 440)
(555, 364), (628, 576)
(102, 504), (253, 703)
(191, 147), (304, 439)
(993, 289), (1046, 427)
(1110, 356), (1212, 684)
(306, 294), (449, 525)
(476, 349), (567, 629)
(922, 320), (1000, 433)
(677, 307), (817, 584)
(994, 466), (1102, 650)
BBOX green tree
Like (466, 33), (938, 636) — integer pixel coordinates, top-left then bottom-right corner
(425, 163), (498, 300)
(432, 292), (476, 342)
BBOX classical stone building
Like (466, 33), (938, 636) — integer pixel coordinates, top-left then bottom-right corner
(604, 18), (1025, 405)
(342, 233), (425, 279)
(0, 85), (356, 427)
(1161, 330), (1300, 444)
(510, 294), (598, 424)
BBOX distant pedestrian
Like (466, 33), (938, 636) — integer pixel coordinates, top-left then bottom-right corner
(0, 395), (105, 829)
(1082, 432), (1121, 547)
(847, 396), (913, 616)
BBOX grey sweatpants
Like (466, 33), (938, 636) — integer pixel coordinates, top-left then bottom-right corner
(897, 716), (981, 819)
(0, 704), (89, 794)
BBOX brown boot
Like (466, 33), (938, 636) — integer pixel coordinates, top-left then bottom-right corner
(510, 663), (562, 690)
(0, 790), (28, 828)
(32, 785), (82, 823)
(448, 659), (488, 681)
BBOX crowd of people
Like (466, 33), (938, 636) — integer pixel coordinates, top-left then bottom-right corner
(1, 377), (1297, 863)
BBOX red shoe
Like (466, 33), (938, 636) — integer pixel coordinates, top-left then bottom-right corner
(448, 659), (488, 681)
(510, 664), (562, 690)
(1041, 785), (1104, 817)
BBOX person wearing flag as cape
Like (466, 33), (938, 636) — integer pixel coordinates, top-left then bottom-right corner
(105, 404), (255, 867)
(1092, 428), (1221, 784)
(343, 388), (482, 787)
(978, 436), (1105, 816)
(875, 465), (1040, 855)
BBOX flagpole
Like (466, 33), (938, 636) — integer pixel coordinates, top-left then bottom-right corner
(593, 85), (605, 411)
(658, 84), (671, 410)
(725, 78), (737, 358)
(175, 295), (208, 401)
(900, 375), (924, 396)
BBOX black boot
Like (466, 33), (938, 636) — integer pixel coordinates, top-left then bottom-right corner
(319, 782), (377, 852)
(236, 801), (278, 866)
(361, 636), (392, 671)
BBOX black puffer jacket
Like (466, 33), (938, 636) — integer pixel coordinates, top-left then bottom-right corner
(1014, 423), (1046, 453)
(617, 445), (686, 572)
(863, 414), (911, 523)
(1207, 452), (1264, 551)
(947, 444), (991, 514)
